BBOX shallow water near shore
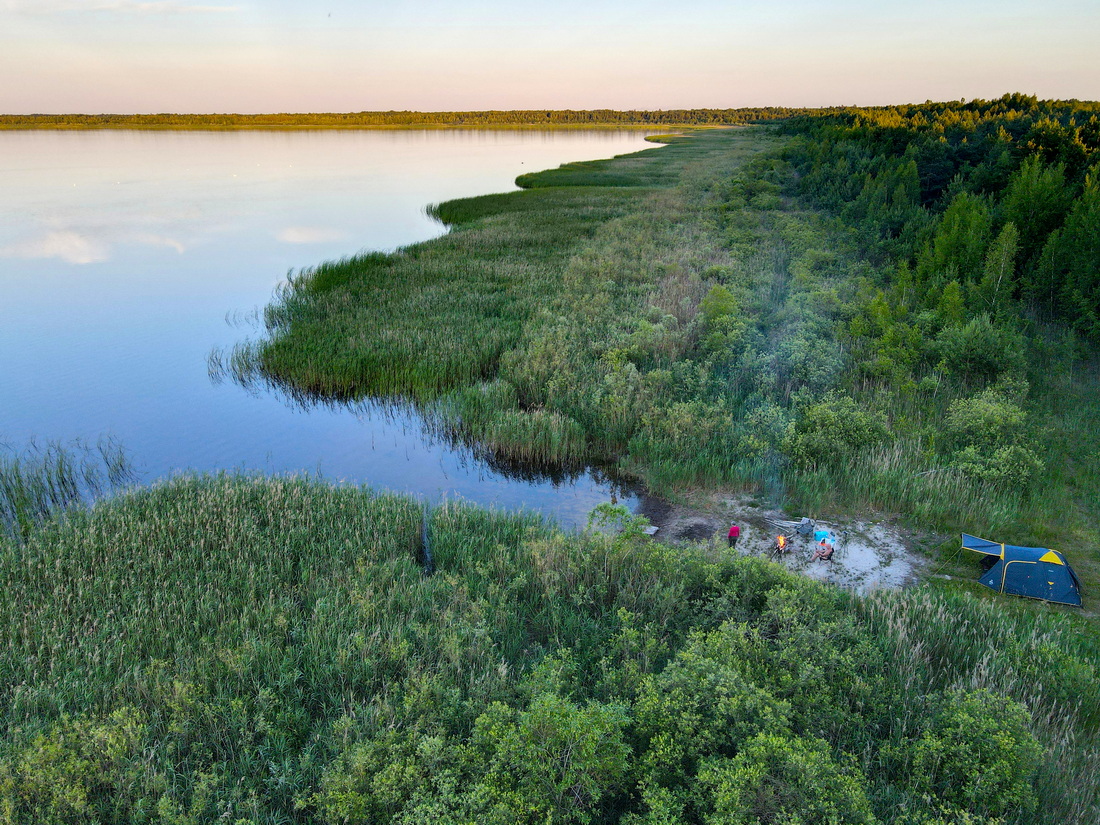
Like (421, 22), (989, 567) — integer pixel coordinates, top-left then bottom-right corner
(0, 129), (656, 526)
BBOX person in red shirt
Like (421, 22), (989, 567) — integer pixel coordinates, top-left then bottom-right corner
(728, 522), (740, 548)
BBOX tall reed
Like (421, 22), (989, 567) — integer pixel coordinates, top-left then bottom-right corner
(0, 438), (133, 543)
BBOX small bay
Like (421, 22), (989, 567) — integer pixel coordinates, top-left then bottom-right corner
(0, 129), (656, 526)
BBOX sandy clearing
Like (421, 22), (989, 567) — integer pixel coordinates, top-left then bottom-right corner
(636, 492), (929, 593)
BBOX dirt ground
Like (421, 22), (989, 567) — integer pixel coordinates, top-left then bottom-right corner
(636, 491), (931, 593)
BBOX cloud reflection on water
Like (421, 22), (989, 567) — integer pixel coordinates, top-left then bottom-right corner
(0, 230), (110, 264)
(276, 226), (347, 244)
(1, 128), (658, 527)
(0, 228), (189, 263)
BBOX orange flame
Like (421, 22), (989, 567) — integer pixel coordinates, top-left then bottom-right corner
(777, 535), (786, 549)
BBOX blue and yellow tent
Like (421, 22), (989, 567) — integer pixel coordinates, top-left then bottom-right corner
(962, 534), (1082, 607)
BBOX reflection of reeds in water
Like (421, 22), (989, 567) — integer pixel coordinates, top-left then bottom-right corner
(209, 341), (637, 490)
(0, 438), (135, 542)
(210, 131), (759, 488)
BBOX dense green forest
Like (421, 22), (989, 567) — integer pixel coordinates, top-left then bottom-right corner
(780, 93), (1100, 341)
(4, 95), (1100, 822)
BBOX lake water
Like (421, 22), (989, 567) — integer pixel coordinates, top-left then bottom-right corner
(0, 129), (658, 527)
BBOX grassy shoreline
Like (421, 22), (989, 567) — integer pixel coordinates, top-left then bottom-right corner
(240, 121), (1099, 602)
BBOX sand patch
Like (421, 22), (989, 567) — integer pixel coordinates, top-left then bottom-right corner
(636, 492), (928, 593)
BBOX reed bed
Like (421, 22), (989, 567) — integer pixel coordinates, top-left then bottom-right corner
(0, 474), (422, 722)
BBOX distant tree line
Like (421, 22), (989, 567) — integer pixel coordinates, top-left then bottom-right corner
(0, 108), (806, 130)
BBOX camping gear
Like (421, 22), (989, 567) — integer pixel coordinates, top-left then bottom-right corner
(767, 516), (814, 536)
(962, 534), (1082, 607)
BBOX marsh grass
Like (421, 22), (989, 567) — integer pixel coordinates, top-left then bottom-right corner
(242, 129), (769, 402)
(0, 438), (133, 543)
(0, 475), (420, 720)
(249, 188), (637, 400)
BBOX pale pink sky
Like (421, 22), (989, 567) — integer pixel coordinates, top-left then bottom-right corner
(2, 0), (1097, 113)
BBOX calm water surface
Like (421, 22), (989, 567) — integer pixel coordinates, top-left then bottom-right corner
(0, 130), (658, 526)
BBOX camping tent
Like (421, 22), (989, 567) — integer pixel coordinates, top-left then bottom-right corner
(962, 534), (1082, 607)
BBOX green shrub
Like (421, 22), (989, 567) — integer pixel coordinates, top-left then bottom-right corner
(944, 385), (1043, 487)
(620, 782), (687, 825)
(316, 728), (457, 825)
(935, 315), (1025, 382)
(698, 282), (750, 358)
(699, 284), (739, 326)
(0, 708), (145, 822)
(633, 636), (790, 790)
(777, 333), (844, 393)
(697, 732), (877, 825)
(904, 689), (1042, 819)
(471, 693), (631, 824)
(950, 443), (1044, 487)
(740, 401), (793, 460)
(944, 387), (1027, 449)
(783, 392), (889, 469)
